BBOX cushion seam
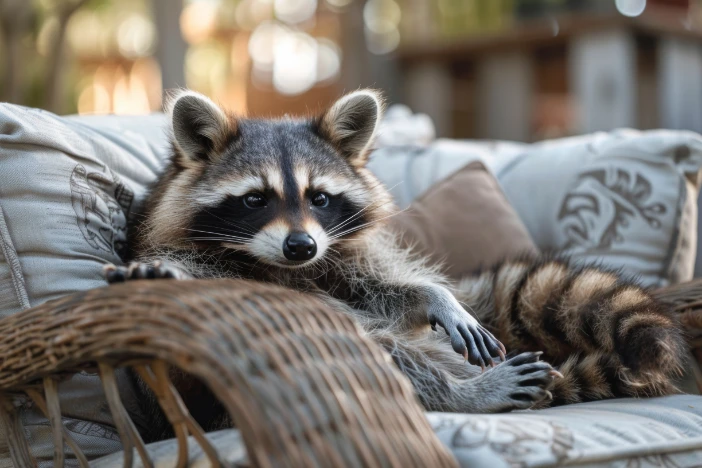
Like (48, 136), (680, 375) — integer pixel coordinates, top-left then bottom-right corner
(560, 435), (702, 466)
(0, 203), (31, 310)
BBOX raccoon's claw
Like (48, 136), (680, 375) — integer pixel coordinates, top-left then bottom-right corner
(103, 261), (191, 284)
(103, 264), (126, 283)
(504, 351), (558, 408)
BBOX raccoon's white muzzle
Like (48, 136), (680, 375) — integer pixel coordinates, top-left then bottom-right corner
(246, 220), (329, 267)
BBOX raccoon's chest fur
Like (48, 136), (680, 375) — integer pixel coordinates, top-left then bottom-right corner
(131, 246), (354, 298)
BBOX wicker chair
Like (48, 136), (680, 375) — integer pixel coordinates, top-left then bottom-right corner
(0, 279), (457, 467)
(1, 277), (702, 467)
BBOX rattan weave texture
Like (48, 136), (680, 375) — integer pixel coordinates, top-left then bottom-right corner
(0, 279), (457, 467)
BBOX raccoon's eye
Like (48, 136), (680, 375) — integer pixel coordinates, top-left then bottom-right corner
(311, 192), (329, 208)
(243, 192), (267, 209)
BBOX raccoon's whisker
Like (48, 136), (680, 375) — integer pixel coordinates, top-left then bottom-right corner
(329, 208), (408, 239)
(201, 209), (257, 235)
(190, 237), (251, 244)
(188, 238), (250, 243)
(188, 235), (251, 241)
(341, 180), (403, 196)
(326, 199), (387, 234)
(189, 225), (255, 238)
(182, 228), (250, 239)
(310, 249), (344, 278)
(327, 199), (394, 234)
(324, 180), (400, 235)
(182, 228), (252, 240)
(220, 219), (258, 235)
(327, 199), (395, 235)
(192, 224), (255, 235)
(186, 234), (252, 242)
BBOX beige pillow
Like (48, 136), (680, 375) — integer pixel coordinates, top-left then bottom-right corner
(390, 161), (539, 280)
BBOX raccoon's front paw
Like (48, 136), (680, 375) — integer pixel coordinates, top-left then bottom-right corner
(428, 292), (506, 368)
(487, 351), (561, 411)
(103, 261), (191, 284)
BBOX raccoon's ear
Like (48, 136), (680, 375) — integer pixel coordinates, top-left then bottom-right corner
(317, 89), (383, 167)
(167, 90), (236, 163)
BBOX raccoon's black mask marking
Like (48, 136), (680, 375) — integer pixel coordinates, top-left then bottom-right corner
(188, 189), (367, 248)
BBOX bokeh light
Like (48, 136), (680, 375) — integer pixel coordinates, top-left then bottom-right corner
(249, 20), (341, 95)
(181, 1), (220, 44)
(316, 38), (342, 83)
(76, 58), (161, 115)
(275, 0), (317, 24)
(67, 10), (114, 58)
(615, 0), (647, 17)
(236, 0), (274, 30)
(363, 0), (401, 54)
(78, 83), (111, 115)
(325, 0), (352, 8)
(117, 15), (156, 58)
(185, 42), (229, 93)
(364, 0), (401, 34)
(249, 20), (283, 71)
(273, 31), (318, 95)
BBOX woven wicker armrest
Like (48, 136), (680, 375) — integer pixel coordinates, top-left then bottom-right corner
(0, 279), (456, 468)
(654, 278), (702, 341)
(654, 278), (702, 394)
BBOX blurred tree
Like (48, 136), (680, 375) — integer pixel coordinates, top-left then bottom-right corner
(0, 0), (35, 103)
(0, 0), (108, 112)
(43, 0), (91, 113)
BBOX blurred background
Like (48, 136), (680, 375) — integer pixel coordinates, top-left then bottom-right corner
(0, 0), (701, 141)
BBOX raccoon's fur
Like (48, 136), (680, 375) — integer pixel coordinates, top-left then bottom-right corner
(108, 89), (686, 441)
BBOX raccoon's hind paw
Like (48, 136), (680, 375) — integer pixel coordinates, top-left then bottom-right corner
(103, 261), (191, 283)
(500, 351), (559, 409)
(467, 351), (560, 412)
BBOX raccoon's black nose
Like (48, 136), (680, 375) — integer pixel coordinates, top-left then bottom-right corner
(283, 233), (317, 261)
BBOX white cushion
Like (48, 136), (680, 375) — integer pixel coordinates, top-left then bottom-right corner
(93, 395), (702, 468)
(429, 395), (702, 467)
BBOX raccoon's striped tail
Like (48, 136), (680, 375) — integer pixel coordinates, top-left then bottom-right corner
(536, 351), (680, 408)
(456, 258), (687, 404)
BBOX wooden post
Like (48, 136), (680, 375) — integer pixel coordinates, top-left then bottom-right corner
(152, 0), (187, 94)
(658, 37), (702, 133)
(475, 51), (534, 141)
(569, 29), (637, 133)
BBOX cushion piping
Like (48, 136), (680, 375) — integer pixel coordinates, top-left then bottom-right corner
(561, 435), (702, 466)
(661, 174), (690, 286)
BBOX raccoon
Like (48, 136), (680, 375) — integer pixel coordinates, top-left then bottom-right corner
(107, 89), (686, 439)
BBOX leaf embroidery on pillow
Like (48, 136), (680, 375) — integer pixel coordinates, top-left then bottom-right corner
(70, 164), (134, 261)
(557, 167), (666, 251)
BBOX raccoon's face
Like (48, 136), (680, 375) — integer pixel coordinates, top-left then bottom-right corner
(145, 89), (393, 268)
